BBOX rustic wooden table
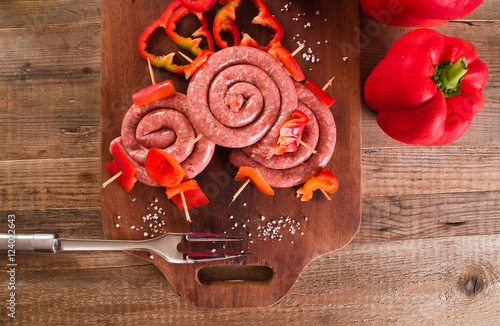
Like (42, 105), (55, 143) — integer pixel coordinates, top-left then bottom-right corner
(1, 0), (499, 324)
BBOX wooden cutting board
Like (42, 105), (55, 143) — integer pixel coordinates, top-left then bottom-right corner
(100, 0), (361, 308)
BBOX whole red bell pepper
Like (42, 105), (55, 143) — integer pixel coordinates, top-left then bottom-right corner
(360, 0), (484, 27)
(364, 29), (488, 146)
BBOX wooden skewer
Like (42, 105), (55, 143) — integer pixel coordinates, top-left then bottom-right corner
(178, 51), (194, 63)
(291, 43), (305, 57)
(101, 171), (122, 189)
(147, 58), (156, 85)
(322, 76), (335, 91)
(296, 138), (317, 154)
(180, 192), (192, 222)
(320, 189), (331, 200)
(187, 134), (204, 148)
(147, 60), (192, 222)
(229, 178), (251, 207)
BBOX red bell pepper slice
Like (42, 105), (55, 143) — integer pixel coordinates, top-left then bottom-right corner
(138, 1), (187, 73)
(179, 0), (217, 12)
(105, 143), (137, 192)
(275, 110), (309, 155)
(166, 179), (210, 211)
(166, 5), (214, 56)
(296, 169), (339, 202)
(305, 79), (336, 107)
(144, 148), (185, 188)
(184, 50), (213, 79)
(234, 166), (274, 196)
(132, 80), (176, 106)
(268, 42), (305, 82)
(238, 0), (284, 51)
(213, 0), (241, 49)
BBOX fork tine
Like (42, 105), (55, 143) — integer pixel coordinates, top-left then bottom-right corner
(184, 252), (253, 262)
(184, 233), (253, 242)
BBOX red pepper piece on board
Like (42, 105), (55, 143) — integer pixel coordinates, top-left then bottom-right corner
(238, 0), (284, 51)
(305, 79), (336, 107)
(234, 166), (274, 196)
(166, 179), (210, 211)
(360, 0), (484, 27)
(268, 42), (305, 82)
(179, 0), (217, 12)
(132, 80), (176, 106)
(166, 5), (214, 56)
(138, 1), (187, 73)
(275, 110), (309, 155)
(296, 169), (339, 202)
(105, 143), (137, 192)
(145, 148), (185, 188)
(213, 0), (241, 49)
(184, 50), (213, 79)
(364, 28), (489, 146)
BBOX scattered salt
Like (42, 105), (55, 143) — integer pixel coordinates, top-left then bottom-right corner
(144, 232), (148, 237)
(115, 224), (120, 228)
(117, 215), (121, 219)
(316, 10), (320, 15)
(343, 57), (348, 61)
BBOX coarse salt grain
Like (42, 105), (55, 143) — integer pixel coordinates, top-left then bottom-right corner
(115, 224), (120, 228)
(117, 215), (121, 219)
(316, 10), (320, 15)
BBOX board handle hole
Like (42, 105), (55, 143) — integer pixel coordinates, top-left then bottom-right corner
(197, 266), (274, 285)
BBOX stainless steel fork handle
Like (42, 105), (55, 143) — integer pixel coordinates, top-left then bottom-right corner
(0, 234), (58, 253)
(0, 234), (157, 254)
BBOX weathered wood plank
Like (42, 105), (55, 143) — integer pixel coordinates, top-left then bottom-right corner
(357, 191), (500, 243)
(0, 157), (100, 210)
(0, 0), (101, 29)
(362, 146), (500, 197)
(0, 234), (497, 325)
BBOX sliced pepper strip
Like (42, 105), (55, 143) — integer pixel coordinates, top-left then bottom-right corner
(166, 179), (210, 211)
(234, 166), (274, 196)
(213, 0), (241, 49)
(145, 148), (185, 188)
(138, 2), (189, 73)
(275, 110), (309, 155)
(238, 0), (284, 51)
(166, 5), (214, 56)
(296, 169), (339, 202)
(105, 143), (137, 192)
(179, 0), (217, 12)
(268, 42), (305, 82)
(184, 50), (213, 79)
(132, 80), (176, 106)
(305, 79), (336, 107)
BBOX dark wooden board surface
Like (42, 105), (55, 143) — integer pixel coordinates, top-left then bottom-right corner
(100, 0), (361, 308)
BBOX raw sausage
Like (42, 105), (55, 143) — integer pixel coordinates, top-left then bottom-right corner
(186, 46), (297, 156)
(117, 93), (215, 186)
(229, 82), (336, 188)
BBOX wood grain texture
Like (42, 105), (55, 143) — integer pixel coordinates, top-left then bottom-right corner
(0, 0), (499, 322)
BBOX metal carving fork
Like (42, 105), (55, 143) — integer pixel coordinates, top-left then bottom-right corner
(0, 233), (253, 263)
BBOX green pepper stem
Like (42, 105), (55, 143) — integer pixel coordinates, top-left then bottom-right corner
(433, 56), (468, 98)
